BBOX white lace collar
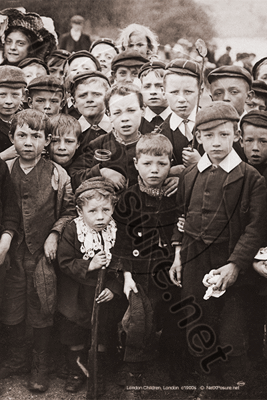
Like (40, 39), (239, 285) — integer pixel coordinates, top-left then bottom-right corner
(74, 216), (117, 266)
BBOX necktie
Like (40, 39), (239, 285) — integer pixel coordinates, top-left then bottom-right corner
(152, 115), (164, 128)
(183, 119), (193, 142)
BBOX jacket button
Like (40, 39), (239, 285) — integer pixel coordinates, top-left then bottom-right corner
(133, 250), (139, 257)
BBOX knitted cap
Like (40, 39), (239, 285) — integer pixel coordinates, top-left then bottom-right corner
(75, 177), (116, 200)
(196, 101), (240, 131)
(0, 65), (27, 88)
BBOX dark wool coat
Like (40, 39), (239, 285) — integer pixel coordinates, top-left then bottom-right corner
(172, 161), (267, 284)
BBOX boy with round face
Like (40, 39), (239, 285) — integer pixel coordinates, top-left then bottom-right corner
(27, 76), (65, 118)
(49, 114), (81, 172)
(161, 59), (203, 174)
(111, 50), (148, 86)
(46, 49), (71, 84)
(0, 65), (27, 161)
(138, 60), (171, 135)
(18, 58), (48, 85)
(64, 51), (101, 84)
(170, 102), (267, 396)
(208, 65), (253, 118)
(90, 39), (118, 79)
(70, 71), (112, 160)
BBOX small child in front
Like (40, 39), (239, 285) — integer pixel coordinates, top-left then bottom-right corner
(57, 177), (121, 395)
(113, 133), (178, 400)
(0, 109), (76, 392)
(169, 102), (267, 398)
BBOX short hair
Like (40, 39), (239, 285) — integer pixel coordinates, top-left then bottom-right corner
(49, 114), (82, 140)
(163, 71), (200, 88)
(136, 133), (173, 160)
(72, 76), (110, 97)
(140, 68), (165, 82)
(76, 188), (117, 209)
(117, 23), (159, 56)
(21, 63), (47, 74)
(105, 83), (143, 111)
(47, 56), (65, 70)
(10, 109), (51, 138)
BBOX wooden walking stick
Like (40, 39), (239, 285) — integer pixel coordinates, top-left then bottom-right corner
(191, 38), (207, 150)
(87, 233), (106, 400)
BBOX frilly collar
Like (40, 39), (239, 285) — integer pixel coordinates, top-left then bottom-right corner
(138, 176), (166, 199)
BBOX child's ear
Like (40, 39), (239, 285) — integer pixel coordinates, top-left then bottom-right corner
(71, 96), (75, 105)
(233, 128), (241, 143)
(45, 134), (52, 147)
(240, 134), (244, 148)
(28, 97), (33, 108)
(76, 205), (82, 217)
(9, 134), (14, 144)
(199, 84), (204, 96)
(133, 157), (139, 171)
(195, 130), (202, 144)
(246, 90), (255, 102)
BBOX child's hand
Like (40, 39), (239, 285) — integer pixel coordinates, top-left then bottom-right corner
(123, 271), (138, 299)
(253, 260), (267, 279)
(96, 288), (114, 303)
(169, 263), (182, 287)
(163, 177), (179, 197)
(89, 251), (107, 271)
(182, 147), (201, 167)
(0, 145), (18, 162)
(212, 263), (239, 291)
(101, 168), (126, 191)
(44, 232), (59, 263)
(0, 233), (12, 265)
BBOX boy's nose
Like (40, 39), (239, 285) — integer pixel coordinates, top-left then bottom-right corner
(10, 41), (16, 50)
(223, 92), (231, 102)
(58, 139), (66, 150)
(96, 210), (104, 219)
(5, 94), (13, 104)
(44, 101), (51, 110)
(177, 96), (186, 103)
(252, 141), (259, 151)
(25, 136), (32, 146)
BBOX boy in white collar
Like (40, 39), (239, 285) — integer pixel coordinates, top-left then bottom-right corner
(170, 102), (267, 397)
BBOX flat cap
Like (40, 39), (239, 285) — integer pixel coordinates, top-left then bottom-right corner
(90, 38), (119, 54)
(70, 70), (110, 94)
(111, 50), (148, 72)
(70, 15), (84, 24)
(252, 80), (267, 96)
(75, 177), (115, 200)
(66, 50), (101, 71)
(240, 110), (267, 129)
(252, 57), (267, 80)
(18, 58), (49, 75)
(196, 101), (240, 131)
(48, 49), (71, 60)
(0, 65), (27, 88)
(138, 60), (166, 78)
(208, 65), (252, 87)
(165, 58), (201, 80)
(27, 76), (64, 94)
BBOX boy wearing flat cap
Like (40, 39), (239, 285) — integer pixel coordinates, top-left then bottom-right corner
(138, 60), (171, 135)
(18, 58), (49, 85)
(28, 76), (65, 117)
(0, 65), (26, 161)
(111, 49), (148, 86)
(70, 71), (112, 162)
(161, 58), (203, 175)
(170, 101), (267, 396)
(90, 38), (119, 80)
(245, 80), (267, 113)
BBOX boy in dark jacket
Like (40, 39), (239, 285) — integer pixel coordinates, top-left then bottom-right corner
(170, 102), (267, 398)
(113, 133), (178, 399)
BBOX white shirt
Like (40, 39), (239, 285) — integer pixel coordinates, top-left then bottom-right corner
(169, 107), (197, 136)
(78, 114), (112, 134)
(144, 106), (171, 122)
(197, 149), (242, 174)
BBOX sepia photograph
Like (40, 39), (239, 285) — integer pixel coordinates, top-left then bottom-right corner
(0, 0), (267, 399)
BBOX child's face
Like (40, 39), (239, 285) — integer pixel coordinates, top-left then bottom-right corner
(4, 30), (30, 64)
(197, 121), (239, 165)
(245, 95), (266, 113)
(257, 64), (267, 84)
(47, 62), (65, 84)
(22, 64), (47, 85)
(50, 131), (79, 167)
(68, 57), (98, 82)
(0, 86), (23, 121)
(11, 123), (50, 163)
(77, 197), (114, 231)
(210, 77), (250, 116)
(241, 124), (267, 165)
(114, 66), (139, 84)
(91, 44), (117, 77)
(128, 32), (149, 57)
(141, 71), (167, 108)
(109, 93), (143, 141)
(164, 74), (199, 119)
(29, 91), (63, 117)
(73, 81), (106, 120)
(134, 153), (170, 188)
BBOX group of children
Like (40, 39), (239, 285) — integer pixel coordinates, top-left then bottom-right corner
(1, 9), (267, 400)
